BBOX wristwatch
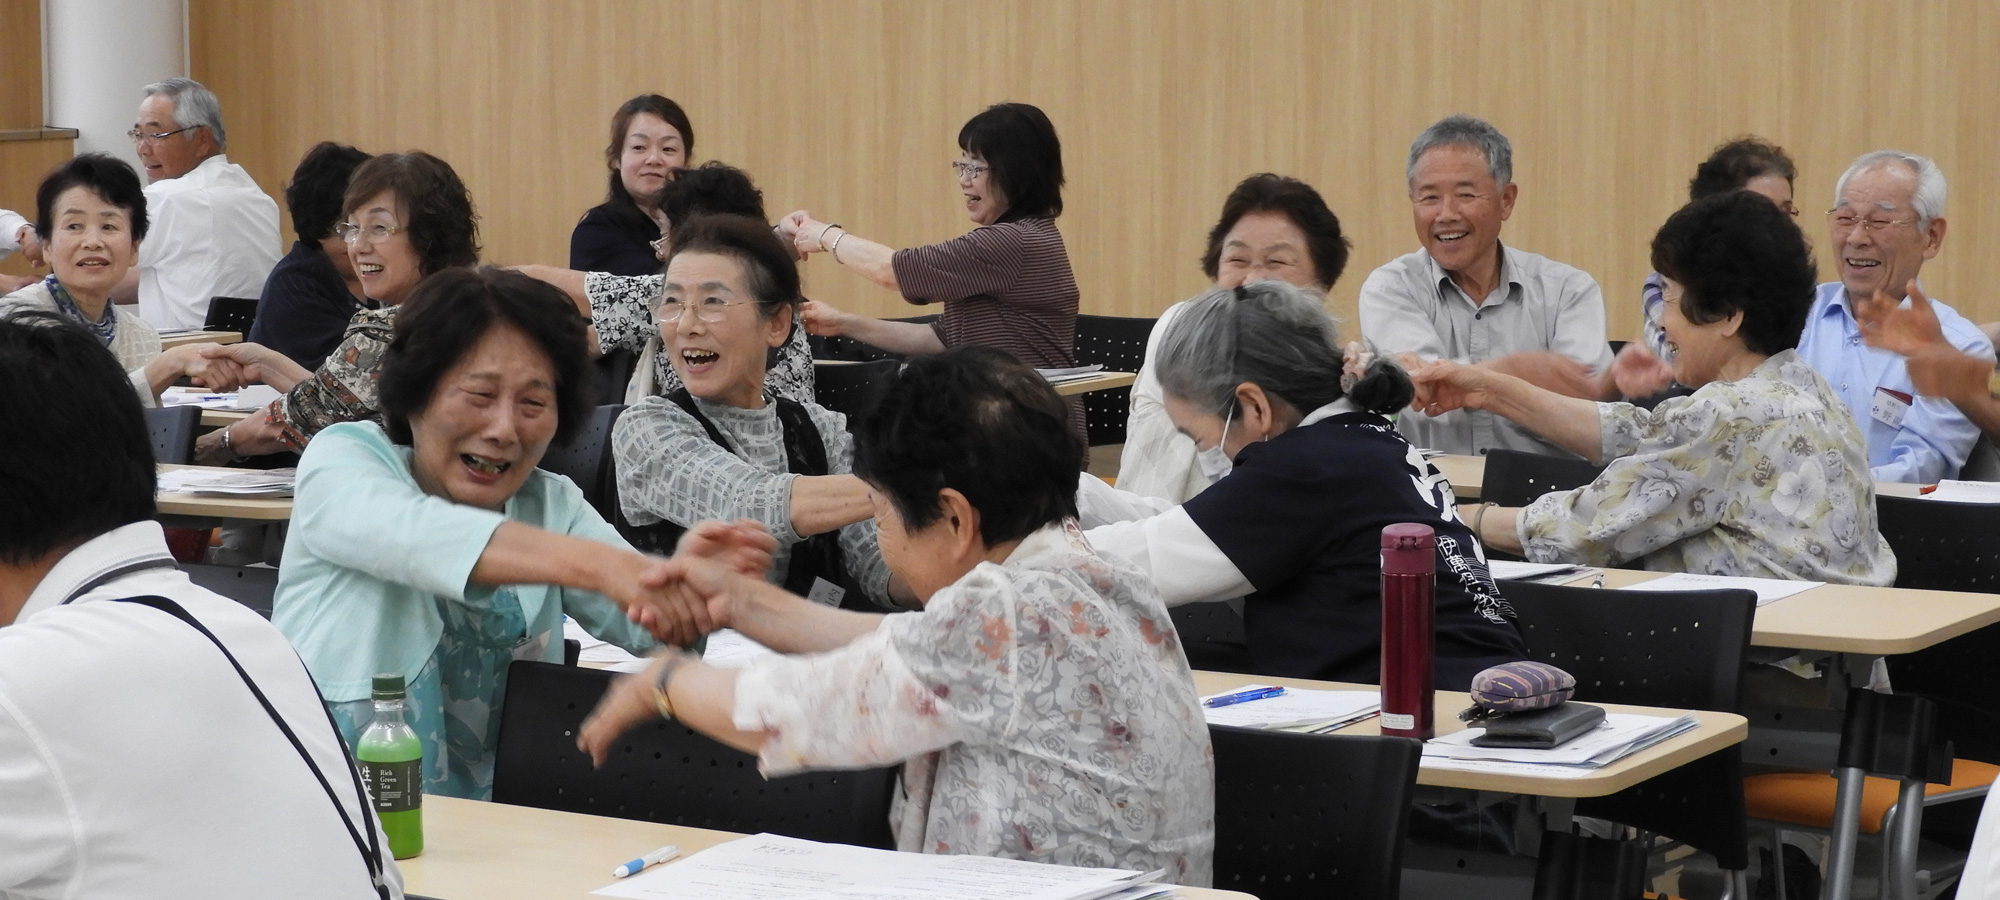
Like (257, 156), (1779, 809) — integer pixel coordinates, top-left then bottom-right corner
(651, 651), (695, 720)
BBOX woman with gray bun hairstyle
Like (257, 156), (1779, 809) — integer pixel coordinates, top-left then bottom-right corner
(1081, 280), (1526, 688)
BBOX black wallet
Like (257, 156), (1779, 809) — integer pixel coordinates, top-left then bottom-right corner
(1468, 702), (1606, 749)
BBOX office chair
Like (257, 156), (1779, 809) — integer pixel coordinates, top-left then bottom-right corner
(1072, 313), (1154, 447)
(1169, 602), (1254, 674)
(535, 404), (626, 523)
(1478, 449), (1608, 508)
(812, 359), (900, 423)
(492, 661), (900, 848)
(145, 405), (203, 465)
(1209, 725), (1420, 900)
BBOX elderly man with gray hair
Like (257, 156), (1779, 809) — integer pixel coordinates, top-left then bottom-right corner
(1795, 149), (1994, 484)
(112, 77), (281, 331)
(1361, 114), (1659, 458)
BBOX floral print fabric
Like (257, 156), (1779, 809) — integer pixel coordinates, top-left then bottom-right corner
(731, 522), (1216, 885)
(1520, 349), (1896, 585)
(272, 306), (396, 450)
(584, 272), (815, 403)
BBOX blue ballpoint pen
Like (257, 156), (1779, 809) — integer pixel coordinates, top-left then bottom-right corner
(1203, 686), (1286, 708)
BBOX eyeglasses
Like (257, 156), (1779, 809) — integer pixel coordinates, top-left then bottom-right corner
(657, 296), (755, 323)
(1826, 210), (1917, 233)
(1777, 200), (1801, 217)
(127, 125), (197, 145)
(336, 221), (406, 245)
(950, 160), (989, 180)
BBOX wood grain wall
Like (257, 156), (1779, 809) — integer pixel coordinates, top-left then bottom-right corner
(0, 0), (41, 130)
(186, 0), (2000, 338)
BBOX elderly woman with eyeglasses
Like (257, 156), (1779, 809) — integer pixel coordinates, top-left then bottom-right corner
(778, 102), (1084, 442)
(193, 151), (480, 464)
(611, 214), (901, 609)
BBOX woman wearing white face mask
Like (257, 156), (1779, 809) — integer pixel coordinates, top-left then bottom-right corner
(1078, 281), (1527, 688)
(1118, 174), (1353, 503)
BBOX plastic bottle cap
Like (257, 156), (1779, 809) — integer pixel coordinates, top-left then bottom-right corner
(372, 673), (407, 700)
(1380, 523), (1436, 575)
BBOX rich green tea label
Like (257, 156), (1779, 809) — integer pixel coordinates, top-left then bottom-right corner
(359, 758), (422, 814)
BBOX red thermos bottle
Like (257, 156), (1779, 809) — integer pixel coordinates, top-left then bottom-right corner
(1380, 523), (1436, 740)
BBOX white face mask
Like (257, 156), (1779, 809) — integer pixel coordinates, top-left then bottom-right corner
(1195, 407), (1236, 483)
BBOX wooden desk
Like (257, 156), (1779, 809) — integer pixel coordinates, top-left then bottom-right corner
(1594, 568), (2000, 656)
(1433, 453), (1926, 500)
(1190, 670), (1744, 799)
(1052, 371), (1137, 397)
(200, 408), (252, 427)
(155, 464), (293, 521)
(158, 329), (243, 350)
(404, 796), (1257, 900)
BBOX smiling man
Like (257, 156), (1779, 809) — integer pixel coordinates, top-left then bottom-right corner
(115, 78), (280, 331)
(1360, 115), (1616, 458)
(1795, 150), (1994, 484)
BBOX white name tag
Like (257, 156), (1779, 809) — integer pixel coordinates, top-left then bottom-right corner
(807, 577), (846, 607)
(1870, 386), (1913, 429)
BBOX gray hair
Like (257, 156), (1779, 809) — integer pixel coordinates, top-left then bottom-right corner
(1155, 281), (1413, 418)
(141, 78), (227, 151)
(1833, 150), (1946, 226)
(1406, 114), (1512, 187)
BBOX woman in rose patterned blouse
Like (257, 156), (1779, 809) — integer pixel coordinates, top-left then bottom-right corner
(579, 346), (1215, 885)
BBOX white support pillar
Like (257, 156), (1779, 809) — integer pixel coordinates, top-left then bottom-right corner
(45, 0), (189, 164)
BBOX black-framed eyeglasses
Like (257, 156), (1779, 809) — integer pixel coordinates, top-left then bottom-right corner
(127, 125), (198, 145)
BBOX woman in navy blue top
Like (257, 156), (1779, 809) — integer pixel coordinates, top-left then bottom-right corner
(1083, 281), (1526, 689)
(569, 94), (692, 276)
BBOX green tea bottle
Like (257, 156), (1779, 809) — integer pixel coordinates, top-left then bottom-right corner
(356, 673), (424, 859)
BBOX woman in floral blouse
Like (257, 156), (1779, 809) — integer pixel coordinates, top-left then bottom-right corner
(1410, 191), (1895, 585)
(579, 346), (1215, 885)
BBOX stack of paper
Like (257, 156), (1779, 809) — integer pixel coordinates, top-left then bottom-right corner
(1422, 711), (1698, 778)
(1630, 572), (1822, 606)
(561, 623), (778, 673)
(1923, 480), (2000, 503)
(1035, 364), (1106, 385)
(156, 467), (295, 497)
(160, 384), (283, 411)
(1199, 684), (1381, 733)
(591, 832), (1172, 900)
(1488, 560), (1588, 583)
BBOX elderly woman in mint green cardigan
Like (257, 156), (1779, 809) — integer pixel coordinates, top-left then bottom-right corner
(273, 268), (722, 800)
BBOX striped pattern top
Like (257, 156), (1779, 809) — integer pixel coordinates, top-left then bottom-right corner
(892, 216), (1079, 369)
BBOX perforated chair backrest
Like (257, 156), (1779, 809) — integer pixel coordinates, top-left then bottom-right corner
(203, 296), (259, 333)
(1210, 725), (1419, 900)
(591, 348), (639, 406)
(813, 359), (900, 423)
(145, 405), (202, 465)
(535, 404), (626, 522)
(1072, 314), (1154, 447)
(1169, 601), (1253, 674)
(492, 661), (898, 848)
(1875, 494), (2000, 593)
(182, 562), (280, 618)
(1505, 580), (1757, 870)
(1479, 449), (1607, 507)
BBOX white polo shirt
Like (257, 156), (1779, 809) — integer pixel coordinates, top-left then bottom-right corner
(0, 521), (403, 900)
(136, 154), (281, 331)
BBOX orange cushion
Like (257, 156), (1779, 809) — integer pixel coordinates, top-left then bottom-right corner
(1744, 760), (2000, 834)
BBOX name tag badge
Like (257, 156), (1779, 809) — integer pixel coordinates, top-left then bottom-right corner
(1870, 387), (1913, 429)
(807, 577), (847, 607)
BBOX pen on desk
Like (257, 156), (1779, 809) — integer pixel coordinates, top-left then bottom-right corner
(612, 844), (680, 878)
(1203, 686), (1285, 708)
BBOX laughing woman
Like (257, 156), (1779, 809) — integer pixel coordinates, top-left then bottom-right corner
(612, 214), (898, 608)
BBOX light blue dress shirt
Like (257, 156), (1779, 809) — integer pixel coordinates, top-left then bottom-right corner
(1793, 282), (1995, 484)
(273, 421), (659, 703)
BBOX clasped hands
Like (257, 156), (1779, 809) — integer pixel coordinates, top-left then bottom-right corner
(605, 519), (781, 647)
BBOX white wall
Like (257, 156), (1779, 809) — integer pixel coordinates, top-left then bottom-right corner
(46, 0), (188, 162)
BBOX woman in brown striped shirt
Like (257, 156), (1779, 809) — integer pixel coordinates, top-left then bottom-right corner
(778, 103), (1081, 402)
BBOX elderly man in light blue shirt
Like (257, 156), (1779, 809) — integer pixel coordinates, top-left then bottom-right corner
(1796, 150), (1994, 484)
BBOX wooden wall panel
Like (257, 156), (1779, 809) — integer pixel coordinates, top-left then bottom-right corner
(0, 137), (74, 278)
(0, 0), (40, 130)
(189, 0), (2000, 339)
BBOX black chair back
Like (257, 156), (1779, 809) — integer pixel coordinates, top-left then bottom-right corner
(813, 359), (900, 423)
(145, 405), (202, 465)
(808, 314), (936, 363)
(1878, 495), (2000, 763)
(591, 348), (639, 406)
(536, 404), (625, 522)
(492, 661), (898, 848)
(203, 296), (259, 334)
(1169, 601), (1253, 674)
(1504, 580), (1757, 871)
(182, 562), (279, 618)
(1479, 449), (1607, 507)
(1072, 314), (1154, 447)
(1210, 725), (1419, 900)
